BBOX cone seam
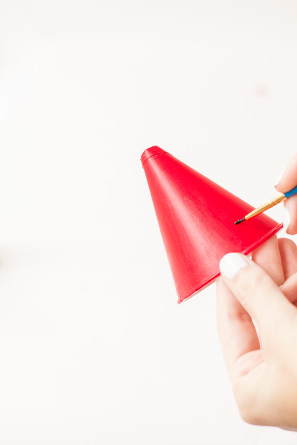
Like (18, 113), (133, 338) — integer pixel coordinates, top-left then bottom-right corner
(141, 152), (167, 166)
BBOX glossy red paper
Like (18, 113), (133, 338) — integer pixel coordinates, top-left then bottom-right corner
(141, 146), (283, 303)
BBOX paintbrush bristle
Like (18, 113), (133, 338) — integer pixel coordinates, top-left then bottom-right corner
(234, 218), (245, 225)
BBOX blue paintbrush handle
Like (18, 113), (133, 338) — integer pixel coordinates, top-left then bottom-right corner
(284, 185), (297, 199)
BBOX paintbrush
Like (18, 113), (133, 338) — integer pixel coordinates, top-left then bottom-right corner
(234, 185), (297, 225)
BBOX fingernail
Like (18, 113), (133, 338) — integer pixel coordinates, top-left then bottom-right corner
(274, 169), (285, 187)
(283, 206), (291, 233)
(219, 253), (249, 280)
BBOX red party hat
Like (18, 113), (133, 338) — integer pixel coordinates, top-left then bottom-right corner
(141, 146), (283, 303)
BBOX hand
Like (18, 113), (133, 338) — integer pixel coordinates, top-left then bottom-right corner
(216, 235), (297, 430)
(275, 153), (297, 234)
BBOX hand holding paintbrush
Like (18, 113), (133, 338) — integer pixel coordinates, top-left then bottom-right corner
(235, 155), (297, 233)
(217, 153), (297, 430)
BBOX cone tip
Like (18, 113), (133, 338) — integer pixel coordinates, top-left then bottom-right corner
(141, 146), (167, 166)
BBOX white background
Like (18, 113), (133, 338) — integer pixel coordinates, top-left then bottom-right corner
(0, 1), (297, 443)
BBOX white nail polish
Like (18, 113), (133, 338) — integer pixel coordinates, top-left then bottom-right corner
(274, 169), (285, 187)
(283, 207), (291, 233)
(219, 253), (249, 280)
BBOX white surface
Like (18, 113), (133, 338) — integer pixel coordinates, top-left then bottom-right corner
(0, 1), (297, 443)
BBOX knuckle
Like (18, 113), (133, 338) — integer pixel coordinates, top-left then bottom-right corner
(234, 383), (264, 426)
(235, 393), (262, 425)
(238, 405), (262, 425)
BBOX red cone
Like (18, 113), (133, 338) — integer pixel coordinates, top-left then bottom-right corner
(141, 146), (283, 303)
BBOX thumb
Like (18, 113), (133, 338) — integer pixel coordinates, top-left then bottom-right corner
(219, 253), (296, 339)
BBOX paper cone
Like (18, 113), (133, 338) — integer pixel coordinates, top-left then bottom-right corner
(141, 146), (283, 303)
